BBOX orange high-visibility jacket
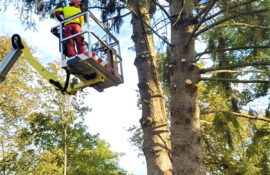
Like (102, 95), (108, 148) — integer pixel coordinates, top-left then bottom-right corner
(54, 6), (84, 26)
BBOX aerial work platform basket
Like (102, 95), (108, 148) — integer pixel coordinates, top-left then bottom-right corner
(51, 10), (124, 92)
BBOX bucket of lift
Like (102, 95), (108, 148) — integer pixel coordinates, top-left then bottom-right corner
(51, 10), (124, 92)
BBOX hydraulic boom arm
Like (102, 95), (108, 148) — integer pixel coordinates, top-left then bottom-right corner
(0, 34), (105, 95)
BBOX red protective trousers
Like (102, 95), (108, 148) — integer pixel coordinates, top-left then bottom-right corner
(64, 23), (86, 57)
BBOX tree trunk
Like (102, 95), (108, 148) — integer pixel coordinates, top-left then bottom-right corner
(130, 1), (172, 174)
(63, 124), (67, 175)
(169, 0), (205, 174)
(1, 141), (6, 175)
(217, 33), (239, 112)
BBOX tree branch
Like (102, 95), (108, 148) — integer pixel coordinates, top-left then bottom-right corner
(195, 2), (211, 18)
(202, 0), (258, 23)
(196, 8), (270, 37)
(199, 61), (270, 73)
(231, 112), (270, 122)
(185, 0), (218, 46)
(151, 0), (171, 22)
(172, 0), (185, 26)
(197, 45), (270, 57)
(201, 120), (212, 124)
(214, 23), (270, 30)
(88, 6), (124, 10)
(102, 12), (131, 23)
(116, 0), (172, 47)
(204, 70), (266, 74)
(200, 77), (269, 84)
(201, 110), (270, 122)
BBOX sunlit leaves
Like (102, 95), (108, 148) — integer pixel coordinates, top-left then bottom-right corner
(0, 36), (126, 174)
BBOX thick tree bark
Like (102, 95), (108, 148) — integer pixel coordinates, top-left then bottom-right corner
(130, 1), (172, 174)
(169, 0), (205, 174)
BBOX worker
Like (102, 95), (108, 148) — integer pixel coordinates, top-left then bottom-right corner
(53, 0), (86, 57)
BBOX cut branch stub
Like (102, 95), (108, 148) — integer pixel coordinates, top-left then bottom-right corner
(185, 79), (193, 85)
(192, 63), (198, 67)
(140, 117), (153, 127)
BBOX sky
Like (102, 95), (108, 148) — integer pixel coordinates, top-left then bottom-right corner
(0, 5), (147, 175)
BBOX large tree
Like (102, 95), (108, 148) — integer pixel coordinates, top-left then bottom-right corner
(168, 0), (269, 174)
(0, 36), (39, 174)
(127, 1), (172, 174)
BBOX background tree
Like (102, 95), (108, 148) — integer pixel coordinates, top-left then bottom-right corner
(0, 36), (39, 174)
(0, 36), (126, 175)
(197, 1), (270, 173)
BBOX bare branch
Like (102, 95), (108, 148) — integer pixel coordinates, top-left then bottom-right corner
(201, 110), (270, 122)
(231, 112), (270, 122)
(116, 0), (172, 47)
(200, 77), (269, 84)
(116, 0), (138, 16)
(204, 70), (266, 74)
(196, 8), (270, 37)
(88, 6), (124, 10)
(185, 0), (218, 46)
(195, 2), (211, 18)
(151, 0), (171, 21)
(102, 12), (131, 23)
(199, 61), (270, 73)
(203, 0), (258, 23)
(200, 120), (212, 124)
(152, 18), (170, 29)
(173, 0), (185, 26)
(214, 23), (270, 30)
(197, 45), (270, 57)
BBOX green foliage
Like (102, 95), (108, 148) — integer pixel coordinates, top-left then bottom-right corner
(27, 149), (63, 175)
(97, 0), (157, 33)
(0, 36), (126, 175)
(68, 139), (126, 175)
(127, 125), (144, 157)
(98, 0), (124, 33)
(0, 36), (37, 119)
(199, 2), (270, 173)
(157, 49), (170, 96)
(0, 36), (41, 175)
(199, 81), (270, 175)
(20, 112), (126, 175)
